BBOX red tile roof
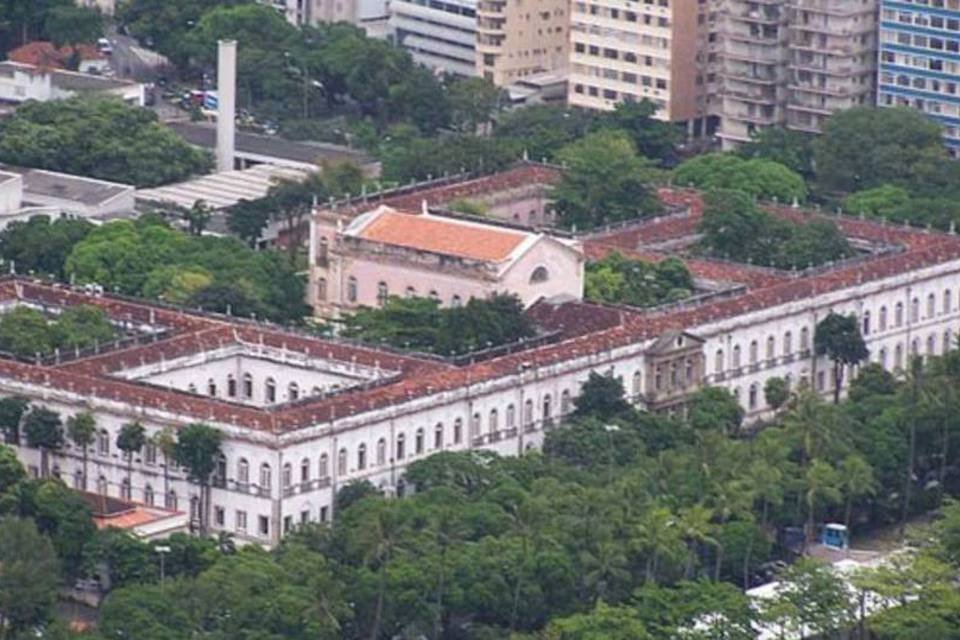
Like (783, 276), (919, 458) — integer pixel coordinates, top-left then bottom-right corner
(2, 187), (960, 435)
(356, 209), (528, 262)
(8, 42), (104, 70)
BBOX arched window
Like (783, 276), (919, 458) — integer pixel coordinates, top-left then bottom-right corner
(927, 333), (936, 356)
(748, 384), (758, 410)
(524, 399), (534, 425)
(187, 383), (197, 394)
(243, 373), (253, 399)
(800, 327), (810, 351)
(97, 429), (110, 456)
(120, 478), (131, 500)
(318, 236), (328, 260)
(561, 390), (572, 415)
(319, 454), (329, 479)
(317, 277), (327, 301)
(405, 286), (416, 298)
(265, 378), (276, 403)
(288, 382), (299, 401)
(862, 311), (871, 336)
(214, 454), (226, 486)
(506, 405), (516, 428)
(73, 469), (84, 490)
(337, 448), (347, 476)
(300, 458), (310, 483)
(434, 423), (443, 449)
(945, 289), (953, 314)
(207, 378), (217, 397)
(357, 444), (367, 470)
(911, 338), (920, 356)
(632, 370), (643, 396)
(879, 307), (888, 331)
(227, 375), (237, 397)
(766, 336), (775, 360)
(282, 463), (292, 489)
(97, 475), (108, 496)
(895, 302), (904, 327)
(376, 281), (388, 305)
(944, 330), (953, 353)
(429, 290), (440, 301)
(489, 409), (499, 435)
(396, 433), (406, 460)
(451, 294), (462, 308)
(145, 442), (157, 466)
(912, 297), (920, 323)
(927, 293), (936, 318)
(312, 386), (322, 396)
(453, 418), (463, 444)
(166, 490), (177, 511)
(377, 438), (387, 465)
(238, 458), (250, 484)
(347, 276), (358, 303)
(783, 331), (793, 355)
(543, 394), (552, 425)
(714, 349), (724, 374)
(471, 413), (481, 438)
(732, 345), (741, 369)
(749, 340), (758, 364)
(260, 463), (272, 490)
(415, 428), (425, 454)
(879, 348), (888, 369)
(895, 343), (904, 370)
(530, 266), (550, 283)
(144, 484), (154, 506)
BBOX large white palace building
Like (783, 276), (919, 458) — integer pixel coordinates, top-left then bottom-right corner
(4, 169), (960, 546)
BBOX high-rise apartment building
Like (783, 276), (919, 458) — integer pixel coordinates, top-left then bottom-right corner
(711, 0), (877, 148)
(878, 0), (960, 156)
(566, 0), (712, 134)
(390, 0), (479, 76)
(787, 0), (877, 135)
(476, 0), (569, 85)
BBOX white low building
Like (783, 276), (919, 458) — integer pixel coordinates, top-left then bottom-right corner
(0, 61), (145, 107)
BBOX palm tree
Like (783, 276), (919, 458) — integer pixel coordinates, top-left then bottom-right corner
(839, 455), (876, 532)
(172, 423), (223, 535)
(22, 407), (63, 477)
(429, 504), (466, 639)
(805, 459), (842, 544)
(116, 421), (146, 500)
(900, 356), (923, 539)
(355, 500), (404, 640)
(633, 506), (682, 584)
(154, 426), (176, 498)
(678, 504), (718, 580)
(66, 412), (96, 490)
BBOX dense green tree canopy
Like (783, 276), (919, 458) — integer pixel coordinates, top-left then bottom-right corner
(585, 253), (693, 307)
(0, 305), (116, 359)
(673, 153), (808, 203)
(0, 517), (59, 636)
(0, 98), (211, 188)
(551, 129), (662, 230)
(698, 189), (851, 269)
(0, 216), (93, 279)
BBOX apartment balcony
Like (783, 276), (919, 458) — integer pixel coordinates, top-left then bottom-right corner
(476, 0), (505, 16)
(730, 110), (779, 125)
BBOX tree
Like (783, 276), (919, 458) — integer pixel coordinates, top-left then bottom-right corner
(52, 304), (116, 350)
(739, 126), (815, 178)
(0, 97), (211, 188)
(584, 253), (693, 307)
(0, 307), (55, 359)
(601, 99), (679, 164)
(764, 377), (791, 411)
(449, 77), (501, 133)
(572, 373), (633, 421)
(839, 454), (875, 532)
(173, 424), (223, 535)
(0, 517), (59, 637)
(494, 105), (594, 161)
(813, 107), (946, 194)
(814, 313), (869, 404)
(687, 387), (744, 436)
(268, 175), (327, 262)
(183, 200), (213, 236)
(153, 427), (176, 500)
(674, 153), (808, 203)
(66, 412), (96, 491)
(335, 480), (380, 514)
(0, 445), (25, 495)
(117, 422), (147, 499)
(544, 602), (652, 640)
(0, 396), (29, 446)
(804, 459), (842, 544)
(0, 216), (92, 279)
(227, 199), (271, 248)
(552, 130), (661, 230)
(843, 185), (913, 219)
(43, 4), (102, 47)
(22, 407), (62, 477)
(763, 558), (854, 639)
(698, 189), (787, 265)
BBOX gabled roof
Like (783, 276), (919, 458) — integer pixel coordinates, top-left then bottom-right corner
(646, 330), (705, 355)
(349, 206), (531, 263)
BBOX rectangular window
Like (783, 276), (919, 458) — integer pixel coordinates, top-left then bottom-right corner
(259, 515), (269, 537)
(236, 510), (247, 532)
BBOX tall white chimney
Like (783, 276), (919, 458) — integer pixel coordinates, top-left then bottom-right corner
(216, 40), (237, 173)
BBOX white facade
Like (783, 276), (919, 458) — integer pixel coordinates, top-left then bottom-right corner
(390, 0), (478, 76)
(0, 62), (145, 107)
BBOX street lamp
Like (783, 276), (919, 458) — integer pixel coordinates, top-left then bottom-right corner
(155, 545), (171, 586)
